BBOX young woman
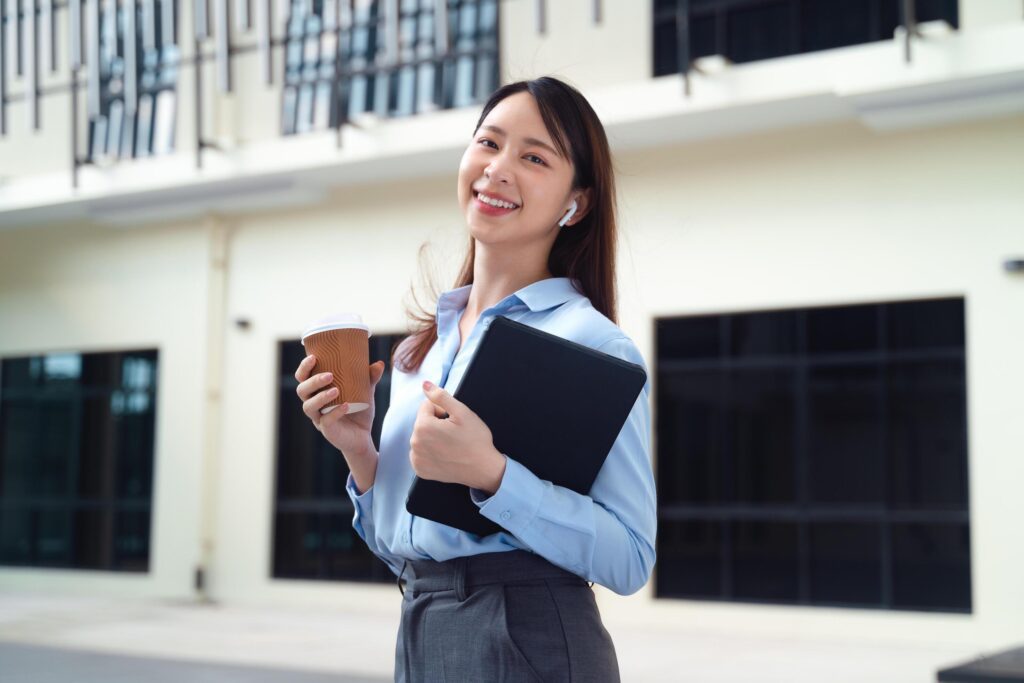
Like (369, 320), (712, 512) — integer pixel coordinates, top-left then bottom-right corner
(294, 76), (656, 682)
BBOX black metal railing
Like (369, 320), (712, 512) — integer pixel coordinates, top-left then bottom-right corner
(0, 0), (519, 187)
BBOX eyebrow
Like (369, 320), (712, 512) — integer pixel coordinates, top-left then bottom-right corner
(478, 124), (562, 159)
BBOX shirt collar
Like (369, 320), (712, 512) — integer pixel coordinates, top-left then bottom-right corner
(515, 277), (583, 312)
(437, 277), (583, 313)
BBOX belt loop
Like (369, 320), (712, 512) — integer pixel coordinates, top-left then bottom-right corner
(397, 560), (408, 597)
(454, 557), (468, 602)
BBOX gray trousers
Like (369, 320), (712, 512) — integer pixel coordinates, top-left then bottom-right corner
(394, 550), (620, 682)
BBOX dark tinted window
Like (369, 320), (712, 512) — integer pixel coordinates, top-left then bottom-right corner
(655, 298), (970, 613)
(0, 350), (158, 571)
(272, 333), (405, 582)
(653, 0), (959, 75)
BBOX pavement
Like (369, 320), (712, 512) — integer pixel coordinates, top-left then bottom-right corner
(0, 642), (386, 683)
(0, 592), (997, 682)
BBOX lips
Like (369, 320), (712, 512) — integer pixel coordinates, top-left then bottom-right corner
(473, 189), (520, 207)
(472, 190), (520, 216)
(474, 196), (518, 216)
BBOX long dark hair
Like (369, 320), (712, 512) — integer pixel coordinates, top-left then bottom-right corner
(393, 76), (619, 374)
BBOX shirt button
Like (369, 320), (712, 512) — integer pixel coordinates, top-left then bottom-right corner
(500, 510), (511, 521)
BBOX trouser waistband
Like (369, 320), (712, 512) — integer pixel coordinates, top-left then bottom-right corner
(398, 550), (586, 601)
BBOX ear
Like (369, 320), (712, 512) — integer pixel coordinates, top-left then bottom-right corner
(564, 188), (593, 227)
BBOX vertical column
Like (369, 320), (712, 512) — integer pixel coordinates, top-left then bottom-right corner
(69, 0), (82, 66)
(234, 0), (250, 31)
(159, 0), (173, 45)
(0, 0), (6, 135)
(102, 0), (116, 62)
(125, 0), (138, 114)
(195, 0), (208, 39)
(256, 0), (270, 83)
(41, 0), (54, 72)
(6, 0), (20, 76)
(86, 0), (100, 117)
(23, 0), (38, 129)
(433, 0), (445, 53)
(899, 0), (916, 63)
(676, 0), (691, 96)
(141, 0), (155, 51)
(214, 0), (231, 91)
(373, 0), (398, 116)
(197, 215), (232, 602)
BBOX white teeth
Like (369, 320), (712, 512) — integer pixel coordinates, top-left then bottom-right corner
(477, 192), (518, 210)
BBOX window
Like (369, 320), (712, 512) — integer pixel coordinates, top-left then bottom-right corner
(272, 332), (406, 582)
(87, 0), (179, 161)
(653, 0), (959, 76)
(655, 298), (971, 612)
(281, 0), (499, 134)
(0, 350), (158, 571)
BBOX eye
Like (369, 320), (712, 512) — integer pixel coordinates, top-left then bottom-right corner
(525, 154), (546, 166)
(478, 138), (498, 149)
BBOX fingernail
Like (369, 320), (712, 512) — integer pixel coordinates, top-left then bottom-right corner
(324, 372), (333, 381)
(423, 380), (433, 391)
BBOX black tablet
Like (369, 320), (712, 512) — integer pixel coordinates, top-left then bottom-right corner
(405, 315), (647, 536)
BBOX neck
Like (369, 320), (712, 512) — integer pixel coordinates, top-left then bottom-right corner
(465, 241), (553, 318)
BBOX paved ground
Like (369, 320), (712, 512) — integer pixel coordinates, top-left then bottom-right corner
(0, 642), (387, 683)
(0, 592), (1000, 682)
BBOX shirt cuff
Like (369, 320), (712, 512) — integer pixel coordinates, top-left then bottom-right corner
(345, 472), (374, 533)
(470, 456), (547, 536)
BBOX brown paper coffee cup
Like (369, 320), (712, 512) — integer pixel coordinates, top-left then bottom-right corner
(301, 314), (372, 415)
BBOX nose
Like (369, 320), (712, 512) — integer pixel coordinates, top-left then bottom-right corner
(484, 151), (513, 185)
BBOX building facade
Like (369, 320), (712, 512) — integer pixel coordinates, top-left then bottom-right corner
(1, 0), (1022, 670)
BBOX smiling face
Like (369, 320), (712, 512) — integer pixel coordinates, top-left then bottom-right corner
(457, 92), (583, 250)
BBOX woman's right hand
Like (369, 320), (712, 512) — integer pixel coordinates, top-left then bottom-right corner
(295, 355), (387, 462)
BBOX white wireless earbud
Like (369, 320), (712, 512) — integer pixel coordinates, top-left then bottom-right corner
(558, 199), (579, 227)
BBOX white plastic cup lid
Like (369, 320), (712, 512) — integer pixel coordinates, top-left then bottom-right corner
(301, 313), (372, 343)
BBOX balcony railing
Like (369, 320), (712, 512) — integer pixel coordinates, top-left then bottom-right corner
(0, 0), (516, 186)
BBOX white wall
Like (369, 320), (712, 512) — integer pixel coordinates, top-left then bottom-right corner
(209, 174), (466, 604)
(0, 220), (210, 598)
(961, 0), (1023, 29)
(500, 0), (650, 89)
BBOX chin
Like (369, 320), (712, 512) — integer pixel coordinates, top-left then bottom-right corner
(468, 221), (514, 245)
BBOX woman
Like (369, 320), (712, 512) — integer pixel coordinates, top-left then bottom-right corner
(294, 76), (656, 682)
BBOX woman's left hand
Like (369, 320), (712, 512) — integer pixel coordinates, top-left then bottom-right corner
(409, 380), (507, 494)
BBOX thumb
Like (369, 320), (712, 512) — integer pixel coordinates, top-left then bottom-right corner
(370, 360), (386, 385)
(422, 380), (460, 418)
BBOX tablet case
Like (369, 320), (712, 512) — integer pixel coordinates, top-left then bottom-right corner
(405, 315), (647, 537)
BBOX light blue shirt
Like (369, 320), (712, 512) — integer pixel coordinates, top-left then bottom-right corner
(345, 276), (657, 595)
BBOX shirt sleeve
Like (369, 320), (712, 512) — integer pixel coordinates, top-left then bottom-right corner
(346, 473), (405, 577)
(469, 336), (657, 595)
